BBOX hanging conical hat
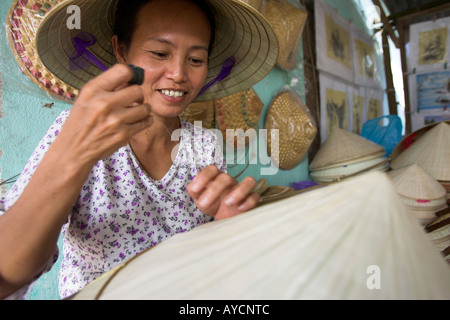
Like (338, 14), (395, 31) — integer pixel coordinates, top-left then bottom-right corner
(70, 172), (450, 300)
(309, 128), (385, 171)
(390, 122), (450, 181)
(388, 164), (447, 201)
(266, 90), (317, 170)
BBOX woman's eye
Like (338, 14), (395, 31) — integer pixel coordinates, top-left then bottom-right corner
(189, 58), (206, 66)
(151, 51), (168, 58)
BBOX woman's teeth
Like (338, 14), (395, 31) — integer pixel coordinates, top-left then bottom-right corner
(161, 90), (185, 98)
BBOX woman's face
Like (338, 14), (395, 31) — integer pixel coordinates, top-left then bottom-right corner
(115, 0), (211, 118)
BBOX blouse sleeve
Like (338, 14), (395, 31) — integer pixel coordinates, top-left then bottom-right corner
(0, 109), (70, 299)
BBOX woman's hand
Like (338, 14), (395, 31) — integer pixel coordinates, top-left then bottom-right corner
(187, 165), (260, 220)
(56, 64), (153, 167)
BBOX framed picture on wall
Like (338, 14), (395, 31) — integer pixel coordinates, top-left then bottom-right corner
(315, 0), (354, 83)
(348, 85), (366, 135)
(409, 17), (450, 73)
(362, 87), (384, 122)
(351, 25), (382, 89)
(408, 69), (450, 131)
(319, 72), (351, 143)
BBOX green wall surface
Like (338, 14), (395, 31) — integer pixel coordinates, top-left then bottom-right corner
(0, 0), (384, 300)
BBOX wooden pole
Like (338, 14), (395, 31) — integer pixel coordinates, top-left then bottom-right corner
(372, 0), (400, 48)
(381, 29), (398, 115)
(398, 22), (412, 135)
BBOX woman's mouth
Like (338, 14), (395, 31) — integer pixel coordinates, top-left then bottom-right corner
(159, 89), (186, 98)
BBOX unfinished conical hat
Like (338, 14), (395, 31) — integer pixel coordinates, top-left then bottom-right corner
(70, 172), (450, 300)
(309, 128), (385, 171)
(388, 164), (447, 201)
(391, 122), (450, 181)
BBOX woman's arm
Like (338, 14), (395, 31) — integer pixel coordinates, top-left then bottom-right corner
(0, 64), (152, 298)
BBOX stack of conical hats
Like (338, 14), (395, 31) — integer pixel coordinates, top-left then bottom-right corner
(309, 128), (388, 183)
(425, 209), (450, 263)
(391, 122), (450, 204)
(388, 164), (448, 226)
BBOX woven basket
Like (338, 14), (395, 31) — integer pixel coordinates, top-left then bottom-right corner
(265, 90), (317, 170)
(215, 88), (263, 148)
(263, 0), (308, 70)
(180, 100), (215, 129)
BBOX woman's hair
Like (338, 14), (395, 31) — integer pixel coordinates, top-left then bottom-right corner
(114, 0), (216, 56)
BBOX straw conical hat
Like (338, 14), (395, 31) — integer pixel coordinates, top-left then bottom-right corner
(7, 0), (279, 102)
(390, 122), (450, 181)
(309, 128), (385, 171)
(310, 156), (388, 183)
(70, 172), (450, 300)
(262, 0), (308, 70)
(390, 120), (450, 161)
(425, 213), (450, 253)
(388, 164), (447, 201)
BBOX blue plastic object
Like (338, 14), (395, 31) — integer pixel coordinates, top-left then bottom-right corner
(361, 115), (403, 156)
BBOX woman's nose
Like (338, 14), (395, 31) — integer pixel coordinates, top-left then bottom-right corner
(166, 58), (188, 83)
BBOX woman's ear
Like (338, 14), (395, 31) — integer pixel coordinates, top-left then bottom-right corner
(112, 35), (127, 64)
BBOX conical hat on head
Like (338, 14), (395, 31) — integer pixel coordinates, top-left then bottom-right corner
(390, 122), (450, 181)
(309, 128), (385, 171)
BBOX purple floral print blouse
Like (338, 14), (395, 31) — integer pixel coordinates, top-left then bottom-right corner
(0, 110), (226, 299)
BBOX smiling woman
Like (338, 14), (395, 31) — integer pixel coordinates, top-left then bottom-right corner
(0, 0), (278, 299)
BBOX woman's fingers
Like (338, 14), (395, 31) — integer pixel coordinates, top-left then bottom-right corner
(188, 166), (260, 218)
(188, 166), (235, 208)
(57, 64), (152, 164)
(85, 64), (139, 93)
(222, 176), (257, 207)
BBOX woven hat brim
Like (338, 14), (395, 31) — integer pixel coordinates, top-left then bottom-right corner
(309, 128), (385, 171)
(21, 0), (278, 102)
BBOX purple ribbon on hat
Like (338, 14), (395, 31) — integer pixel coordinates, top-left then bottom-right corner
(196, 56), (236, 98)
(70, 32), (108, 71)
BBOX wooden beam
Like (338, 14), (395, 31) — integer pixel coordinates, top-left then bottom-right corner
(372, 0), (400, 48)
(381, 30), (397, 115)
(393, 2), (450, 23)
(398, 22), (412, 135)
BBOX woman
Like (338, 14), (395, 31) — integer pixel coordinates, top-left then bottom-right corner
(0, 0), (278, 299)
